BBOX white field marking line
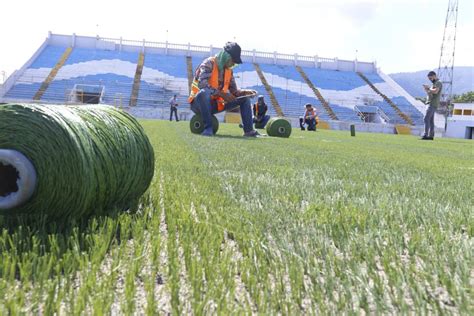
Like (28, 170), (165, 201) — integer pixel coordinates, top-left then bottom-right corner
(223, 230), (257, 313)
(374, 255), (396, 313)
(134, 234), (150, 314)
(155, 171), (172, 314)
(189, 201), (198, 222)
(401, 232), (458, 312)
(110, 239), (134, 314)
(176, 229), (193, 314)
(188, 200), (209, 296)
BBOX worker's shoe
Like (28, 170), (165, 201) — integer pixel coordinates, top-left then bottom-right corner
(243, 130), (261, 137)
(201, 128), (214, 137)
(420, 136), (434, 140)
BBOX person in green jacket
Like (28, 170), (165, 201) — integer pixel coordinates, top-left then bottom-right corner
(422, 71), (442, 140)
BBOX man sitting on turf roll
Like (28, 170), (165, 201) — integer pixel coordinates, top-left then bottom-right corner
(188, 42), (259, 137)
(299, 103), (318, 131)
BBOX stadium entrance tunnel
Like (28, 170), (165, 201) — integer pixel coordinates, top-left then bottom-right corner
(80, 92), (101, 104)
(0, 162), (19, 197)
(70, 84), (103, 104)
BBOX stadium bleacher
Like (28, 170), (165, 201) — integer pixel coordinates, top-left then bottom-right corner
(1, 34), (425, 126)
(138, 54), (189, 108)
(233, 63), (278, 116)
(4, 45), (66, 100)
(49, 48), (138, 104)
(257, 64), (326, 118)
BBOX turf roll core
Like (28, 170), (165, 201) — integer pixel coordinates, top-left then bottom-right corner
(266, 117), (292, 138)
(0, 103), (155, 218)
(190, 114), (219, 134)
(0, 149), (37, 210)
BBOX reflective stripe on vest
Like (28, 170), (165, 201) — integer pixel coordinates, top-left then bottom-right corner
(188, 57), (232, 112)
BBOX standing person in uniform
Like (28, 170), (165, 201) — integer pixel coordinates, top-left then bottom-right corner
(188, 42), (258, 137)
(421, 71), (442, 140)
(169, 94), (179, 122)
(253, 95), (270, 129)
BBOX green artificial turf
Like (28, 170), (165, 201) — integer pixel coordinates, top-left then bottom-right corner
(0, 121), (472, 314)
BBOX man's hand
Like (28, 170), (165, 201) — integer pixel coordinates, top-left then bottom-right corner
(215, 90), (236, 103)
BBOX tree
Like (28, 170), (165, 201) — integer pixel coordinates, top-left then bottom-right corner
(453, 91), (474, 103)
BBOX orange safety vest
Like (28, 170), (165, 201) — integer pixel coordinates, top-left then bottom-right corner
(188, 57), (232, 112)
(305, 108), (315, 118)
(305, 108), (319, 123)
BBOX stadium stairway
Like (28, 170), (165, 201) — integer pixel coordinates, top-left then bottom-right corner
(33, 47), (73, 101)
(295, 65), (339, 120)
(137, 54), (189, 109)
(357, 72), (414, 125)
(186, 56), (193, 93)
(129, 52), (145, 106)
(253, 63), (284, 116)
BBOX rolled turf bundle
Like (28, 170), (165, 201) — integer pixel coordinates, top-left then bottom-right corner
(190, 114), (219, 134)
(266, 117), (292, 138)
(0, 103), (155, 218)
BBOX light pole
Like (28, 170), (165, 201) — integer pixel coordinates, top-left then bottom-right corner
(438, 0), (459, 131)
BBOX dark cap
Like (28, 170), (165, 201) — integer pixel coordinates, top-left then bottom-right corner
(305, 103), (312, 107)
(427, 71), (436, 77)
(224, 42), (242, 64)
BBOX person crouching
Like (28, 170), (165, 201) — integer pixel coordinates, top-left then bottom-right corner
(299, 103), (318, 131)
(253, 95), (271, 129)
(188, 42), (259, 137)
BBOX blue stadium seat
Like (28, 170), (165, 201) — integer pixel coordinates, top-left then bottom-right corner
(41, 48), (139, 104)
(5, 45), (66, 100)
(3, 44), (425, 125)
(137, 54), (189, 108)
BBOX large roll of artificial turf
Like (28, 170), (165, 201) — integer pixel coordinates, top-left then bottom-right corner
(190, 114), (219, 134)
(0, 103), (155, 218)
(266, 117), (292, 138)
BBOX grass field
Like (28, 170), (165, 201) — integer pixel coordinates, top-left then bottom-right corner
(0, 121), (472, 314)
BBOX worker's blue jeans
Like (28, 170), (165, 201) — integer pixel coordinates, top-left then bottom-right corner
(191, 88), (254, 133)
(300, 117), (316, 130)
(254, 115), (270, 128)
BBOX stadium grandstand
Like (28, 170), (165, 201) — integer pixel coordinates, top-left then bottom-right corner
(0, 32), (428, 133)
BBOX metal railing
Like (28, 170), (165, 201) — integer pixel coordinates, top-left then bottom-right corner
(377, 108), (390, 123)
(63, 33), (376, 71)
(353, 105), (366, 121)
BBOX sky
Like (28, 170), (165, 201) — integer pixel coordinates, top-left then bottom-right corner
(0, 0), (472, 83)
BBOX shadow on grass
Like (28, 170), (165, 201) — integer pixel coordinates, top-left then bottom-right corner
(213, 134), (260, 140)
(0, 195), (148, 280)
